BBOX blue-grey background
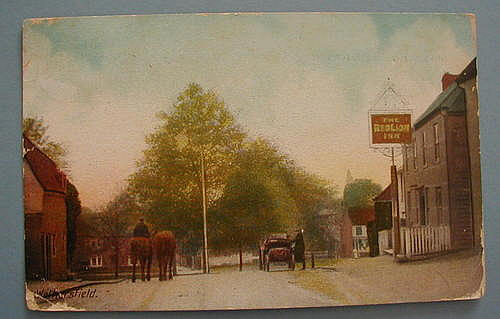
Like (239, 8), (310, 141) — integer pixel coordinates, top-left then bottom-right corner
(1, 1), (498, 318)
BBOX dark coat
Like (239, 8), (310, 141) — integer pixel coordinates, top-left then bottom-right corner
(133, 222), (150, 238)
(293, 232), (305, 262)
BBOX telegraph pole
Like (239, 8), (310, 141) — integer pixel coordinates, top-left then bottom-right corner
(391, 147), (401, 260)
(201, 154), (210, 274)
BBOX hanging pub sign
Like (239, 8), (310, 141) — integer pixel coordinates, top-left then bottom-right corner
(370, 113), (412, 145)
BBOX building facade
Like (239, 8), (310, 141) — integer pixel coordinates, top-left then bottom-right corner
(24, 137), (68, 280)
(400, 58), (479, 258)
(73, 235), (136, 273)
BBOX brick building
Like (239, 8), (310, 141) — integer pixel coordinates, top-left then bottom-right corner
(73, 235), (136, 273)
(400, 58), (480, 258)
(24, 136), (68, 280)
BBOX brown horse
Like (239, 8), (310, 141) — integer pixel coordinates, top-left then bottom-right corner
(130, 237), (152, 282)
(153, 231), (177, 281)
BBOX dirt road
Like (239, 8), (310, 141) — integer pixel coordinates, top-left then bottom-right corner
(53, 266), (338, 311)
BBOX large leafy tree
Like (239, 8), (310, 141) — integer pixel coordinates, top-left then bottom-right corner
(129, 83), (245, 254)
(211, 139), (339, 254)
(210, 139), (294, 253)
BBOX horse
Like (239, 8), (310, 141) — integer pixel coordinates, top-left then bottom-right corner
(130, 237), (152, 282)
(153, 231), (177, 281)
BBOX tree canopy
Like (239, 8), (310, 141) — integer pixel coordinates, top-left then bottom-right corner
(23, 116), (69, 172)
(343, 178), (382, 211)
(129, 83), (245, 252)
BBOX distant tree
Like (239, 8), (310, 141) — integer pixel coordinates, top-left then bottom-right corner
(65, 182), (82, 271)
(284, 167), (340, 250)
(96, 191), (138, 278)
(343, 179), (382, 211)
(23, 116), (69, 173)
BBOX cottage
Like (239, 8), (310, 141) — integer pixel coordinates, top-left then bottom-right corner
(24, 136), (68, 280)
(400, 58), (479, 259)
(348, 207), (374, 257)
(374, 184), (393, 255)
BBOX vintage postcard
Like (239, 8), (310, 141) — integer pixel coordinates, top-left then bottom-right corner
(23, 12), (484, 311)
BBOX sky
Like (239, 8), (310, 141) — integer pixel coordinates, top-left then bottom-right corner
(22, 13), (476, 209)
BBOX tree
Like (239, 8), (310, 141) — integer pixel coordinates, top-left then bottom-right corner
(96, 191), (138, 278)
(23, 116), (69, 172)
(129, 83), (245, 256)
(289, 169), (340, 250)
(65, 182), (82, 271)
(343, 179), (382, 211)
(210, 138), (339, 264)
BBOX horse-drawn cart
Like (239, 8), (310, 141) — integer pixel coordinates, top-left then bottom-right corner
(260, 233), (295, 271)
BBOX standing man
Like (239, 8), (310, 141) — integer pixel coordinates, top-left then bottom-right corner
(294, 229), (306, 270)
(133, 217), (150, 238)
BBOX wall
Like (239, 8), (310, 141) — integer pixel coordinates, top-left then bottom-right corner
(23, 162), (43, 214)
(459, 78), (483, 249)
(445, 114), (474, 250)
(42, 192), (68, 280)
(404, 112), (450, 227)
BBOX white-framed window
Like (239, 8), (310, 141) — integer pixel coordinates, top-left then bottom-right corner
(127, 255), (133, 266)
(90, 255), (103, 268)
(352, 225), (367, 238)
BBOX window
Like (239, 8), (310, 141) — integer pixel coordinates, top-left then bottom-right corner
(407, 191), (412, 218)
(90, 239), (103, 249)
(356, 226), (363, 236)
(422, 132), (427, 167)
(127, 255), (133, 266)
(352, 225), (367, 237)
(412, 138), (417, 169)
(419, 188), (427, 225)
(90, 255), (103, 268)
(436, 187), (443, 225)
(433, 123), (440, 162)
(425, 188), (430, 224)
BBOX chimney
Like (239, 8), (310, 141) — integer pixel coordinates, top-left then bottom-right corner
(441, 73), (459, 91)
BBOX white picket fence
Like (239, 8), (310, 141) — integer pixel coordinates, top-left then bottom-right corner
(400, 225), (451, 258)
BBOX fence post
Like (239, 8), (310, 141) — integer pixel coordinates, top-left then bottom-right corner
(311, 252), (315, 269)
(258, 249), (262, 270)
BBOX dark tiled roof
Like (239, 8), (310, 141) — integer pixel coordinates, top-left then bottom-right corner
(414, 82), (465, 129)
(374, 184), (392, 202)
(24, 136), (67, 194)
(414, 57), (475, 129)
(348, 207), (375, 225)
